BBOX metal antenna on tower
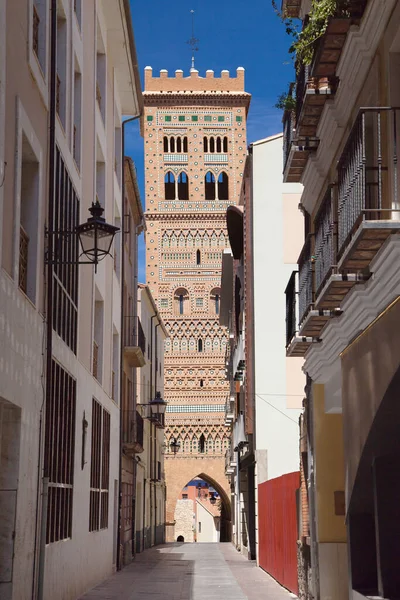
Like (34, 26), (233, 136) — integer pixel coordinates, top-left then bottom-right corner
(186, 9), (199, 71)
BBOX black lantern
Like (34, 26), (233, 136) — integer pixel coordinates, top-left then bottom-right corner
(76, 200), (119, 267)
(209, 493), (216, 506)
(170, 437), (181, 455)
(149, 391), (167, 418)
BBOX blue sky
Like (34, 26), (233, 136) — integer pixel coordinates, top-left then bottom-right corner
(126, 0), (294, 281)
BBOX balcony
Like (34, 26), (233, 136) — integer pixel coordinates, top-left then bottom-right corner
(285, 236), (341, 357)
(224, 395), (235, 427)
(283, 1), (367, 183)
(123, 316), (146, 368)
(225, 447), (236, 476)
(337, 107), (400, 272)
(122, 410), (144, 455)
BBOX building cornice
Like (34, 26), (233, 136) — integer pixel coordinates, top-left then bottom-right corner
(145, 212), (228, 222)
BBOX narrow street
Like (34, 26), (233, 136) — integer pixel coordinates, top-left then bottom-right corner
(78, 543), (295, 600)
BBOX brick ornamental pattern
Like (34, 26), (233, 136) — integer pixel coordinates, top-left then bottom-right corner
(143, 66), (250, 541)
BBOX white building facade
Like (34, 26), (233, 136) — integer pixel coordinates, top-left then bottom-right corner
(0, 1), (141, 599)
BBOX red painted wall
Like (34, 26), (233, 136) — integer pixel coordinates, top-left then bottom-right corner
(258, 472), (299, 595)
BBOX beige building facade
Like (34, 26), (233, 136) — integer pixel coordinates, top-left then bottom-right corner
(142, 66), (250, 542)
(0, 1), (141, 599)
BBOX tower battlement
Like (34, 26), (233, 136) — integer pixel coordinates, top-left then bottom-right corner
(144, 66), (246, 93)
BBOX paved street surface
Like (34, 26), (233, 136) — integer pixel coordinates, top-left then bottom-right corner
(78, 543), (296, 600)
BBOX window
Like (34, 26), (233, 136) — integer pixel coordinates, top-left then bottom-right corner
(182, 494), (188, 499)
(216, 137), (222, 153)
(203, 137), (208, 152)
(170, 136), (175, 153)
(165, 171), (175, 200)
(198, 522), (202, 533)
(45, 361), (76, 543)
(163, 136), (168, 152)
(19, 134), (39, 302)
(33, 4), (40, 57)
(204, 115), (212, 122)
(96, 45), (106, 123)
(198, 339), (203, 352)
(52, 149), (79, 352)
(205, 171), (216, 200)
(223, 137), (228, 153)
(89, 399), (111, 532)
(73, 68), (82, 168)
(56, 13), (67, 127)
(165, 115), (171, 122)
(192, 115), (198, 122)
(183, 137), (188, 153)
(236, 116), (242, 122)
(196, 249), (201, 265)
(174, 288), (189, 315)
(210, 137), (215, 153)
(211, 288), (221, 315)
(147, 115), (153, 121)
(218, 172), (229, 200)
(74, 0), (82, 28)
(218, 116), (225, 122)
(177, 172), (189, 200)
(177, 137), (182, 153)
(179, 115), (185, 122)
(160, 298), (168, 308)
(32, 1), (47, 74)
(199, 434), (205, 452)
(196, 298), (203, 307)
(200, 379), (204, 387)
(93, 299), (104, 382)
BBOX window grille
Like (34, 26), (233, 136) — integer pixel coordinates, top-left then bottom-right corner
(51, 149), (79, 352)
(45, 360), (76, 543)
(92, 341), (99, 380)
(19, 225), (29, 294)
(89, 399), (110, 532)
(33, 4), (40, 56)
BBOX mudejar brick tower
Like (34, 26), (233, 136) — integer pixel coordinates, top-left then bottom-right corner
(143, 66), (250, 542)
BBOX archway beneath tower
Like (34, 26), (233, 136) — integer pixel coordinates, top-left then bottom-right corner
(164, 457), (231, 543)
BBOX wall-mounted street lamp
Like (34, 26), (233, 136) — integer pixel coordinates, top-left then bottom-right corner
(141, 391), (167, 426)
(209, 493), (217, 505)
(46, 200), (119, 272)
(170, 437), (181, 455)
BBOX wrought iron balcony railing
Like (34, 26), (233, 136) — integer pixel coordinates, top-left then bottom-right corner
(298, 234), (313, 324)
(122, 410), (144, 453)
(337, 107), (400, 261)
(123, 316), (145, 354)
(314, 186), (336, 296)
(285, 270), (298, 348)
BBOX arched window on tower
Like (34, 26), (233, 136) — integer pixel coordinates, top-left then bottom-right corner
(200, 379), (204, 387)
(203, 137), (208, 153)
(163, 136), (169, 152)
(216, 137), (222, 153)
(196, 249), (201, 265)
(177, 137), (182, 153)
(177, 172), (189, 200)
(199, 434), (205, 453)
(165, 171), (175, 200)
(198, 338), (203, 352)
(183, 137), (188, 153)
(170, 137), (175, 153)
(223, 136), (228, 153)
(205, 171), (216, 200)
(174, 288), (189, 315)
(210, 137), (215, 153)
(218, 172), (229, 200)
(210, 288), (221, 316)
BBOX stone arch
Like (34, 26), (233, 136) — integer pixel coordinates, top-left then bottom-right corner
(164, 456), (231, 542)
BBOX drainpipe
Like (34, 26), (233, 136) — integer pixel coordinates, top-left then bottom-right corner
(118, 114), (141, 571)
(37, 1), (57, 598)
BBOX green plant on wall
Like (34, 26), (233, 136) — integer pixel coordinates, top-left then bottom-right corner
(275, 92), (296, 112)
(272, 0), (354, 66)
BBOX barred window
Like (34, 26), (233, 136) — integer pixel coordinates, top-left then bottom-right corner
(160, 298), (168, 308)
(89, 399), (111, 532)
(52, 148), (79, 352)
(166, 404), (225, 413)
(45, 361), (76, 544)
